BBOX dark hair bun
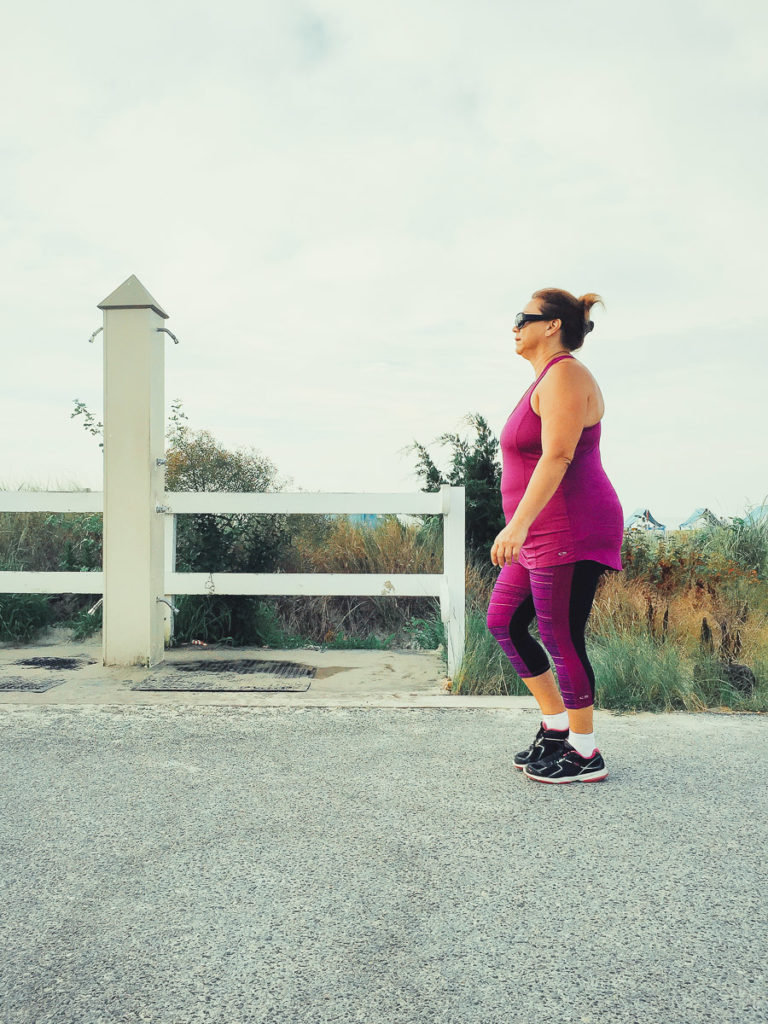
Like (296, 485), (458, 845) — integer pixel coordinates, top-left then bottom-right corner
(531, 288), (605, 351)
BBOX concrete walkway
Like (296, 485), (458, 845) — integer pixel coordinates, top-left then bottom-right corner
(0, 631), (486, 709)
(0, 639), (766, 1023)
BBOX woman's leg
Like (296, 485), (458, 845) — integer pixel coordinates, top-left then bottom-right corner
(486, 561), (566, 714)
(529, 560), (607, 738)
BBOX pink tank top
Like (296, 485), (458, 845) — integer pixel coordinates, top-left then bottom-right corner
(500, 354), (624, 571)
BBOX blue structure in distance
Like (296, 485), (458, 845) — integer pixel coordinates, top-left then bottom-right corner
(624, 508), (666, 532)
(677, 508), (729, 530)
(328, 514), (383, 528)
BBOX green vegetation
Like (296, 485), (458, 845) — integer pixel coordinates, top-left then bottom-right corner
(164, 399), (295, 646)
(0, 502), (102, 641)
(401, 412), (505, 555)
(0, 403), (766, 713)
(451, 519), (768, 713)
(0, 588), (54, 642)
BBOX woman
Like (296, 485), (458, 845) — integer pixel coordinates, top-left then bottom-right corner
(486, 287), (623, 784)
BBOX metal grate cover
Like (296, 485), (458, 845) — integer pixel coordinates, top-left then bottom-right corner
(0, 676), (66, 693)
(170, 659), (315, 678)
(132, 658), (315, 692)
(0, 655), (96, 692)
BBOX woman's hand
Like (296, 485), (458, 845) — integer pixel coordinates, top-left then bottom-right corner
(491, 521), (529, 567)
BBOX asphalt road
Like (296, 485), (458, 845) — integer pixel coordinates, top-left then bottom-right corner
(1, 704), (766, 1024)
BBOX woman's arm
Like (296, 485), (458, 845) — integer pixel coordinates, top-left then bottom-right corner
(491, 362), (590, 566)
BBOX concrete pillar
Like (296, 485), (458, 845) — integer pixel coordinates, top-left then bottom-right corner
(98, 275), (167, 667)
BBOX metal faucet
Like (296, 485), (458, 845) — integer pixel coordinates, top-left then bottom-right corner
(156, 597), (180, 614)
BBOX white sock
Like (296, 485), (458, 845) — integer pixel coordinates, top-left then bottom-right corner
(542, 710), (569, 731)
(568, 730), (597, 758)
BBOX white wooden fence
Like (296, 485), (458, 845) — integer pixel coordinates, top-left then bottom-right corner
(0, 275), (466, 675)
(0, 485), (466, 676)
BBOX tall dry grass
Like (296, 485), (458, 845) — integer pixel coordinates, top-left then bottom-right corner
(267, 514), (444, 647)
(452, 537), (768, 710)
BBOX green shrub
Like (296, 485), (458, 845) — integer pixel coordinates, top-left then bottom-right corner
(452, 606), (533, 696)
(698, 505), (768, 579)
(170, 594), (291, 648)
(589, 627), (696, 712)
(0, 593), (54, 642)
(404, 615), (445, 650)
(66, 602), (102, 641)
(404, 412), (506, 559)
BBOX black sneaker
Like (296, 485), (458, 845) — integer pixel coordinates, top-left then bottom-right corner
(513, 722), (570, 771)
(523, 740), (608, 784)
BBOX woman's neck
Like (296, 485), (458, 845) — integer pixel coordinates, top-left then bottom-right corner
(531, 349), (572, 376)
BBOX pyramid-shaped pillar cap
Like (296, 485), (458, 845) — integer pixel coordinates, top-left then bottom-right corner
(98, 275), (168, 319)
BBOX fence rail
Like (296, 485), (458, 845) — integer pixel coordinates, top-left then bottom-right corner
(165, 573), (445, 597)
(164, 491), (446, 515)
(0, 485), (466, 675)
(0, 572), (104, 594)
(0, 492), (102, 513)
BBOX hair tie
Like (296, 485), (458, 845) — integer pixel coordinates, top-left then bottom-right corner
(584, 320), (594, 334)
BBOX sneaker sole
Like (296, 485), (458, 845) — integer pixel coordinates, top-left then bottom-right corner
(523, 767), (608, 784)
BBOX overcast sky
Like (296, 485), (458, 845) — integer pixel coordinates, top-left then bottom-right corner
(2, 0), (766, 530)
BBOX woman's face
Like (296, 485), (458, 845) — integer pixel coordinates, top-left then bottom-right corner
(513, 299), (549, 356)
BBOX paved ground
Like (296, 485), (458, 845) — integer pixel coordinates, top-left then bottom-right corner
(1, 690), (766, 1024)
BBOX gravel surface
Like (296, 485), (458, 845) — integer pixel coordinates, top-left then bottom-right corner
(1, 705), (766, 1024)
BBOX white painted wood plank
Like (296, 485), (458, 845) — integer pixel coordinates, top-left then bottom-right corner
(0, 492), (103, 513)
(163, 514), (177, 643)
(163, 492), (443, 515)
(443, 485), (466, 678)
(0, 572), (104, 594)
(165, 572), (444, 597)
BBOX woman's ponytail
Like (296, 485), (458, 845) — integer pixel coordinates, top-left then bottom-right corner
(532, 288), (605, 351)
(579, 293), (605, 337)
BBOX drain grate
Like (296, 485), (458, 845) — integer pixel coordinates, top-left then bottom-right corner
(0, 676), (66, 693)
(170, 659), (315, 678)
(132, 658), (316, 692)
(1, 655), (95, 692)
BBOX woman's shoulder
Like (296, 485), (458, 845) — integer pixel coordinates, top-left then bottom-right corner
(552, 354), (591, 376)
(532, 356), (602, 416)
(539, 356), (595, 391)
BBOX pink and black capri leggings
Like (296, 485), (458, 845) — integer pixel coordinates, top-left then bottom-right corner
(486, 559), (607, 710)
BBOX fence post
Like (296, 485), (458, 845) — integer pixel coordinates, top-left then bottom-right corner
(440, 484), (466, 678)
(164, 514), (177, 643)
(98, 275), (167, 667)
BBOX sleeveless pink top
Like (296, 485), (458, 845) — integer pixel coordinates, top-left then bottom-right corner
(500, 353), (624, 571)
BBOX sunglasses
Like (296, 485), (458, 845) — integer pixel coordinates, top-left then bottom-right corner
(514, 313), (552, 330)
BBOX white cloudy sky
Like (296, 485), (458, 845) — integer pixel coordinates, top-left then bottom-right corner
(2, 0), (766, 530)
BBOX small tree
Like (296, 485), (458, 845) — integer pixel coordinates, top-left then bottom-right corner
(165, 401), (290, 568)
(403, 413), (505, 560)
(163, 401), (296, 643)
(71, 397), (297, 644)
